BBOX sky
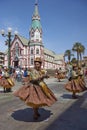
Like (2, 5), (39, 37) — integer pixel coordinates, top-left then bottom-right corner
(0, 0), (87, 57)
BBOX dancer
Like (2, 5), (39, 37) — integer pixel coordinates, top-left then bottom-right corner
(65, 64), (87, 99)
(14, 57), (57, 120)
(78, 67), (86, 89)
(1, 68), (15, 92)
(55, 68), (65, 82)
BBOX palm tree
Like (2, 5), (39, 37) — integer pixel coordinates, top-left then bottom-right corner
(79, 44), (85, 61)
(64, 49), (74, 62)
(79, 44), (85, 66)
(72, 42), (85, 66)
(72, 42), (81, 62)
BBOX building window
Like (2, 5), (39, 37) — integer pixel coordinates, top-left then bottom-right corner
(31, 30), (34, 37)
(31, 49), (33, 54)
(35, 31), (40, 40)
(15, 42), (19, 56)
(36, 48), (39, 54)
(20, 49), (21, 55)
(31, 58), (34, 65)
(25, 48), (27, 55)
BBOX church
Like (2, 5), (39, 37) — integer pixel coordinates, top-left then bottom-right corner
(4, 2), (65, 70)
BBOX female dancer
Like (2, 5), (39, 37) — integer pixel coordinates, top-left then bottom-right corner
(55, 68), (65, 82)
(1, 68), (15, 92)
(65, 64), (87, 99)
(14, 57), (57, 119)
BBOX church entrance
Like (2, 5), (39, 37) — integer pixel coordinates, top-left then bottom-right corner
(14, 61), (19, 68)
(13, 56), (19, 68)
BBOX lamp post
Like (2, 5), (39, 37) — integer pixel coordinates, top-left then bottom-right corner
(1, 28), (18, 70)
(1, 28), (18, 92)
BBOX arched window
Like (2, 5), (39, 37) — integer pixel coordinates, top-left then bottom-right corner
(31, 48), (33, 54)
(35, 31), (40, 40)
(15, 42), (19, 56)
(36, 48), (39, 54)
(31, 31), (34, 37)
(31, 58), (34, 65)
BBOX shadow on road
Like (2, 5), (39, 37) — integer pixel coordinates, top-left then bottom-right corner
(61, 93), (72, 99)
(11, 107), (53, 122)
(61, 93), (83, 99)
(44, 91), (87, 130)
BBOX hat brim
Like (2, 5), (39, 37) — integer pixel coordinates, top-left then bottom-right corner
(34, 60), (42, 63)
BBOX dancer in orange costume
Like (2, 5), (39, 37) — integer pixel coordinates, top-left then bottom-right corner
(14, 57), (57, 120)
(1, 68), (15, 92)
(55, 68), (65, 82)
(65, 64), (87, 99)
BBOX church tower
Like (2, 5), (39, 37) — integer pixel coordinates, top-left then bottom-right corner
(29, 1), (44, 68)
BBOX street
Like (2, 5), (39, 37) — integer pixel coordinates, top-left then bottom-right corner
(0, 78), (87, 130)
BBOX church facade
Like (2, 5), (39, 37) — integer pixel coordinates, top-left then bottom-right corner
(4, 2), (65, 70)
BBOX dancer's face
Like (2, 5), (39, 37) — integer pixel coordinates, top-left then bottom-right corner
(34, 62), (41, 70)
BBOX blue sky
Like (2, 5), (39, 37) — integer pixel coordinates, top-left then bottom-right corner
(0, 0), (87, 57)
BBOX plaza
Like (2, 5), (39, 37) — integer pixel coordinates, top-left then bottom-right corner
(0, 77), (87, 130)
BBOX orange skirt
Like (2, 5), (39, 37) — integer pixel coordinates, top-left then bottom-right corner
(65, 78), (87, 93)
(14, 82), (57, 108)
(57, 73), (65, 79)
(0, 78), (14, 88)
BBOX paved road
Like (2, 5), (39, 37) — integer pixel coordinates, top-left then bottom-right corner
(0, 78), (87, 130)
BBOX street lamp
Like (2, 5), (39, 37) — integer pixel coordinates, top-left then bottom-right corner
(1, 27), (18, 70)
(1, 28), (18, 92)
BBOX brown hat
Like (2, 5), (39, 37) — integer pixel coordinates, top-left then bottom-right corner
(72, 63), (77, 67)
(4, 68), (9, 71)
(34, 57), (42, 63)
